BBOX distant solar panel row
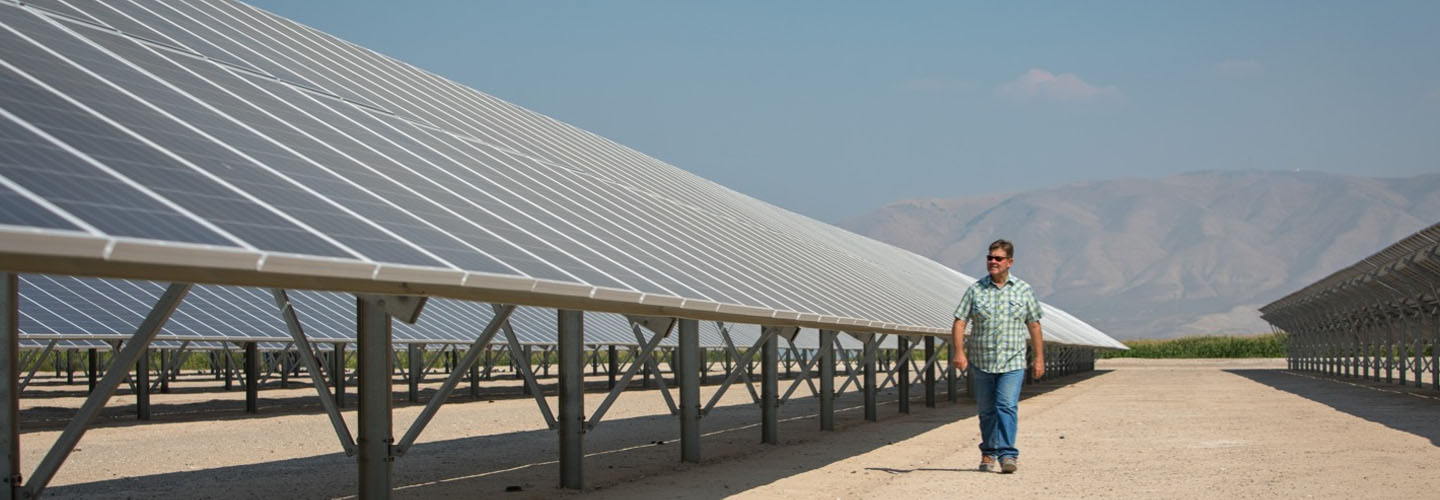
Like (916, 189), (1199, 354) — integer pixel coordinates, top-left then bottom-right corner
(0, 0), (1123, 350)
(17, 274), (880, 350)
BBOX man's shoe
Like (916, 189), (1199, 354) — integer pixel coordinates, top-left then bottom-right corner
(1000, 456), (1018, 474)
(978, 455), (997, 472)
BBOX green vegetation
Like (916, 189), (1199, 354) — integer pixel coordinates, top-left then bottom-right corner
(1099, 332), (1287, 359)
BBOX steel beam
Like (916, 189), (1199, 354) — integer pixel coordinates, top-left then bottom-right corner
(136, 348), (150, 420)
(22, 282), (191, 499)
(819, 330), (836, 431)
(761, 327), (779, 445)
(607, 345), (618, 389)
(678, 318), (700, 462)
(408, 344), (423, 403)
(864, 334), (877, 422)
(558, 309), (584, 489)
(160, 349), (170, 393)
(924, 336), (936, 408)
(2, 274), (18, 500)
(86, 348), (96, 394)
(245, 342), (259, 413)
(947, 340), (959, 403)
(357, 295), (396, 499)
(333, 342), (347, 408)
(898, 337), (910, 414)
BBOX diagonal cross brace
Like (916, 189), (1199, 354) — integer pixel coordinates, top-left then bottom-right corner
(18, 339), (56, 393)
(585, 319), (673, 432)
(780, 344), (822, 405)
(702, 327), (777, 416)
(878, 335), (917, 391)
(633, 321), (678, 415)
(393, 305), (515, 456)
(836, 343), (862, 395)
(496, 304), (557, 429)
(23, 283), (192, 500)
(273, 289), (357, 457)
(718, 323), (761, 403)
(149, 341), (191, 393)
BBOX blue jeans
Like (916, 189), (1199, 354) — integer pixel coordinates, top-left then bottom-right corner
(972, 367), (1025, 459)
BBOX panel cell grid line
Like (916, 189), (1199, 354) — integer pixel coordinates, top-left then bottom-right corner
(0, 0), (1124, 350)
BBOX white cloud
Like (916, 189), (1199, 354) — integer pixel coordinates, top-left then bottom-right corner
(899, 78), (972, 93)
(1216, 59), (1263, 77)
(995, 68), (1121, 102)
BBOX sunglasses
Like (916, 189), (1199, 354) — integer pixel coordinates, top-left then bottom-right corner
(986, 255), (1009, 262)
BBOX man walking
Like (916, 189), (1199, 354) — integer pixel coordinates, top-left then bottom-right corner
(951, 239), (1045, 474)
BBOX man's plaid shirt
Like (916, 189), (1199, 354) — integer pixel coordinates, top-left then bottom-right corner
(954, 274), (1042, 374)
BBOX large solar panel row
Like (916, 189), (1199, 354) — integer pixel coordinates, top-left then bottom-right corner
(0, 0), (1123, 350)
(1261, 221), (1440, 326)
(15, 274), (880, 350)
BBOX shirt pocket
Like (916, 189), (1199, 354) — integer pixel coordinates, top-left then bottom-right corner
(975, 297), (999, 321)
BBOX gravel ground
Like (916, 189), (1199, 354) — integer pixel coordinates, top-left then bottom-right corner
(17, 358), (1440, 499)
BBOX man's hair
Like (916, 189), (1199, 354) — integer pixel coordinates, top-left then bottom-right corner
(989, 239), (1014, 259)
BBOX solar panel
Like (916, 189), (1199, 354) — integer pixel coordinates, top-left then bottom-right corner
(15, 274), (799, 349)
(0, 0), (1123, 350)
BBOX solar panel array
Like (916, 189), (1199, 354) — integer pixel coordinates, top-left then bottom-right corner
(18, 274), (890, 350)
(0, 0), (1122, 349)
(1261, 221), (1440, 330)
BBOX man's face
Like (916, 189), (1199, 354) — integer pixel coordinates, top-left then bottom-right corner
(986, 249), (1012, 279)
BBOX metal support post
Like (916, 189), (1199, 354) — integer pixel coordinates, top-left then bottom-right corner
(65, 351), (73, 385)
(679, 319), (700, 462)
(863, 335), (877, 422)
(558, 309), (584, 489)
(522, 345), (534, 395)
(224, 346), (234, 390)
(819, 330), (836, 431)
(160, 350), (170, 394)
(280, 350), (289, 389)
(245, 342), (259, 413)
(87, 348), (97, 394)
(469, 351), (480, 398)
(136, 349), (151, 420)
(947, 340), (958, 403)
(898, 338), (910, 414)
(408, 344), (423, 403)
(333, 343), (346, 408)
(2, 274), (20, 500)
(924, 336), (936, 408)
(357, 296), (395, 499)
(607, 345), (618, 390)
(762, 327), (779, 445)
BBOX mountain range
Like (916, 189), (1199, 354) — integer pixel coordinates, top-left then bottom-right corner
(840, 170), (1440, 339)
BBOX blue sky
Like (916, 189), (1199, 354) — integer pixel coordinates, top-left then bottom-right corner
(248, 1), (1440, 223)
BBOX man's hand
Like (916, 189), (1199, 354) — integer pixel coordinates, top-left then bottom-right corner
(1031, 358), (1045, 379)
(951, 354), (968, 372)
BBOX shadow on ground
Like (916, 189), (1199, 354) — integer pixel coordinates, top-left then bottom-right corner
(19, 372), (745, 431)
(41, 370), (1107, 499)
(1227, 369), (1440, 446)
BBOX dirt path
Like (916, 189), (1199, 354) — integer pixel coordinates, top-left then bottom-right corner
(585, 358), (1440, 499)
(21, 358), (1440, 498)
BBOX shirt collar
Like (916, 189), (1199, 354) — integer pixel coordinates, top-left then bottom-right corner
(980, 274), (1022, 289)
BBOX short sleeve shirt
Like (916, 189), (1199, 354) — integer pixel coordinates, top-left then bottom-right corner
(954, 274), (1042, 373)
